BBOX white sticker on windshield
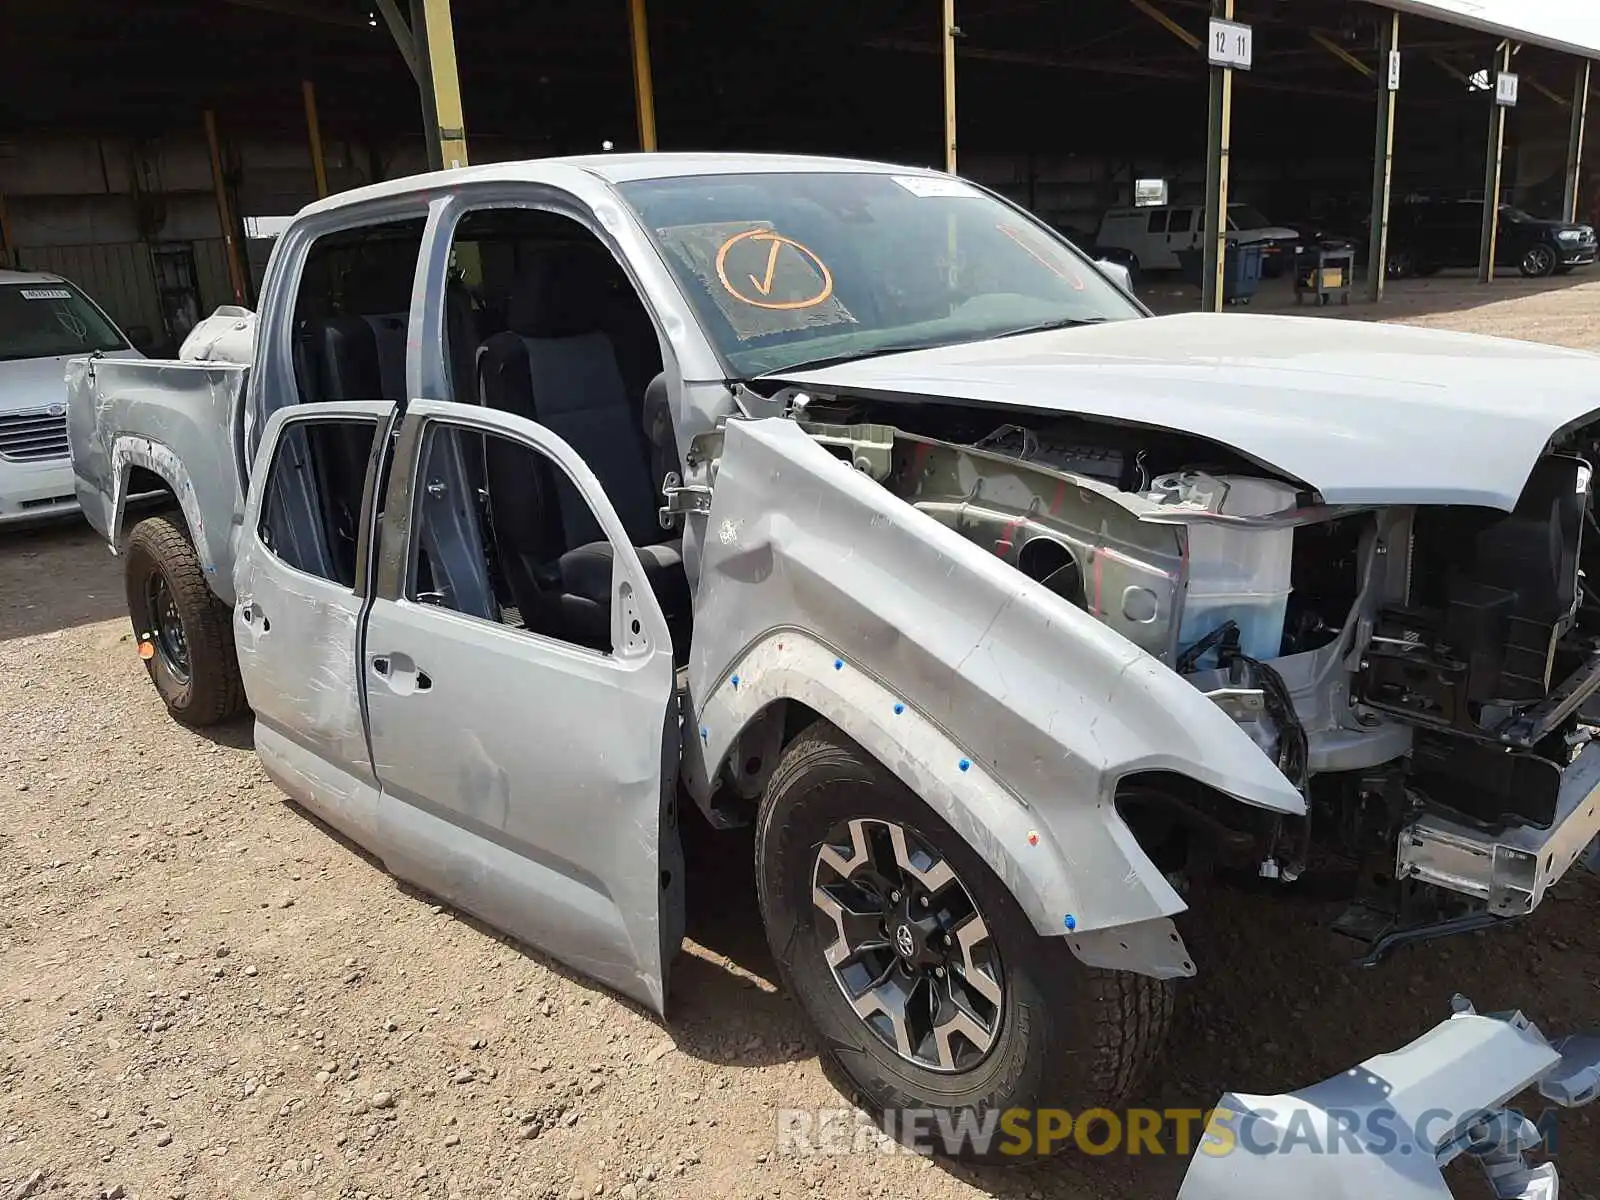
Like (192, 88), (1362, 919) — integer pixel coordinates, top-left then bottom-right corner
(890, 175), (981, 199)
(19, 288), (73, 300)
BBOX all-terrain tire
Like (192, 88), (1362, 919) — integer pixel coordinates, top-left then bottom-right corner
(755, 720), (1173, 1161)
(124, 514), (245, 727)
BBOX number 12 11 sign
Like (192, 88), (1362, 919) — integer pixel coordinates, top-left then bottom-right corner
(1207, 18), (1253, 71)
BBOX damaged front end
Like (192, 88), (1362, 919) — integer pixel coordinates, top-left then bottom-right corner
(683, 382), (1600, 964)
(1178, 996), (1600, 1200)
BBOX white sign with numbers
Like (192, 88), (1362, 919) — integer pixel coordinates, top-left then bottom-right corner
(1495, 71), (1519, 106)
(1387, 50), (1401, 91)
(1207, 18), (1253, 71)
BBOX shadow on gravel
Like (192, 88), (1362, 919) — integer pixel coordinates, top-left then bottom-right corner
(193, 713), (257, 751)
(0, 520), (125, 642)
(267, 768), (1600, 1199)
(278, 785), (815, 1071)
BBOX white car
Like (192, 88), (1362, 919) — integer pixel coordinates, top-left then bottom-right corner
(1096, 202), (1300, 272)
(0, 269), (143, 527)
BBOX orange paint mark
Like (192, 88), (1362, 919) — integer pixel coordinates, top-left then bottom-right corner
(714, 229), (835, 310)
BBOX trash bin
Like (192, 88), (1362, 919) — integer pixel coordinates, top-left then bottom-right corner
(1176, 241), (1264, 304)
(1293, 243), (1355, 306)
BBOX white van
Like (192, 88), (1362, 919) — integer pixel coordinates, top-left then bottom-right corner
(1095, 203), (1299, 272)
(0, 270), (143, 527)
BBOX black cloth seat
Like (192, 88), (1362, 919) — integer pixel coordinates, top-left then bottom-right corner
(477, 246), (685, 657)
(556, 540), (689, 659)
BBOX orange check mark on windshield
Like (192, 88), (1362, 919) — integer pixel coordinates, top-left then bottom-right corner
(747, 237), (782, 296)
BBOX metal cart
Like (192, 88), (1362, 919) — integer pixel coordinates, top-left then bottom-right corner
(1293, 243), (1355, 306)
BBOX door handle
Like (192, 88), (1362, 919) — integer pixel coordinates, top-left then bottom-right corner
(371, 652), (430, 694)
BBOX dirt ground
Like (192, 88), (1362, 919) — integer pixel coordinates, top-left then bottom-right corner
(4, 282), (1600, 1200)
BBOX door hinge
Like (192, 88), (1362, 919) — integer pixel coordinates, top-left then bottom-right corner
(660, 480), (712, 521)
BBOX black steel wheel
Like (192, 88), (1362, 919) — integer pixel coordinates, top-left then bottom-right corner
(1521, 244), (1558, 278)
(756, 720), (1173, 1161)
(143, 569), (191, 683)
(124, 514), (246, 727)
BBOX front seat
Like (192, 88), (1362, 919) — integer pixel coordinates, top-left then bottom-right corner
(478, 246), (688, 657)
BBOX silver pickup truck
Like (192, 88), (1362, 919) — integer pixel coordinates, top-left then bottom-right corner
(66, 152), (1600, 1161)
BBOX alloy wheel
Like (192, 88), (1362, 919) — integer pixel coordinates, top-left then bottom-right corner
(811, 817), (1004, 1073)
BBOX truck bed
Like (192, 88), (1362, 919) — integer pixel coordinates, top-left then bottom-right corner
(65, 354), (251, 603)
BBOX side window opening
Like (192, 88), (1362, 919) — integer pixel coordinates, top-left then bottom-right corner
(291, 219), (426, 408)
(258, 418), (378, 588)
(406, 422), (690, 664)
(1146, 210), (1170, 234)
(1168, 208), (1195, 233)
(445, 207), (675, 554)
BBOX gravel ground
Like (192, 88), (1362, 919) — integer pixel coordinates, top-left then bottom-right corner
(4, 285), (1600, 1200)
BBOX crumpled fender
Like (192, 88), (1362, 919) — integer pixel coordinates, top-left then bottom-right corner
(685, 417), (1304, 965)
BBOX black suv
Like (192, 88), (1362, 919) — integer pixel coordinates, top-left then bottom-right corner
(1387, 198), (1597, 278)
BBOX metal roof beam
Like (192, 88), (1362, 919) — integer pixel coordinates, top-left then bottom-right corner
(1309, 29), (1375, 76)
(1124, 0), (1201, 51)
(373, 0), (422, 85)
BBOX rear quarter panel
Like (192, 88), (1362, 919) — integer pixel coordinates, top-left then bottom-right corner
(66, 355), (248, 603)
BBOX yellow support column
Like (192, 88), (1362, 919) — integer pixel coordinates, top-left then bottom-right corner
(942, 0), (958, 173)
(1478, 42), (1512, 283)
(302, 81), (329, 199)
(629, 0), (658, 150)
(420, 0), (469, 168)
(203, 110), (248, 305)
(1201, 0), (1235, 312)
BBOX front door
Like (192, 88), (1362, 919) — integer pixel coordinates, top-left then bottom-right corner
(233, 400), (396, 848)
(363, 398), (680, 1014)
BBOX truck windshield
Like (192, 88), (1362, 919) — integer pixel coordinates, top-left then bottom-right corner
(616, 171), (1142, 377)
(0, 282), (129, 362)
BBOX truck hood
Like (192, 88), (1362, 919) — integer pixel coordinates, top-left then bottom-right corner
(0, 349), (142, 417)
(767, 312), (1600, 511)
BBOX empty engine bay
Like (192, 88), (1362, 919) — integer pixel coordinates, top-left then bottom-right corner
(730, 389), (1600, 950)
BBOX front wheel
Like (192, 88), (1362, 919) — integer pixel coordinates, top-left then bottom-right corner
(755, 722), (1172, 1161)
(1520, 244), (1558, 278)
(124, 514), (245, 727)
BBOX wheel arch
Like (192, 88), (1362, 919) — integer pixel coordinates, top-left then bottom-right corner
(108, 436), (227, 598)
(684, 630), (1195, 980)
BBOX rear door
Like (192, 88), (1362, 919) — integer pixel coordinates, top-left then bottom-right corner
(233, 401), (395, 848)
(363, 398), (681, 1014)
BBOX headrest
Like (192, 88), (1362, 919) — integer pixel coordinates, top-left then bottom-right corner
(505, 244), (613, 338)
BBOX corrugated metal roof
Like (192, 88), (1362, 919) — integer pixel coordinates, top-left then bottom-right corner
(1367, 0), (1600, 60)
